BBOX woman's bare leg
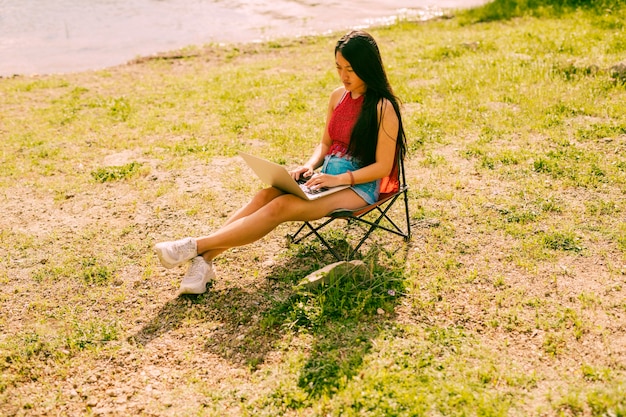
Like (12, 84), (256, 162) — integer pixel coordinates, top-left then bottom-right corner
(224, 187), (285, 225)
(199, 186), (284, 261)
(197, 188), (366, 261)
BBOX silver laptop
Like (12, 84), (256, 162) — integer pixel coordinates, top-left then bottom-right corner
(240, 151), (349, 200)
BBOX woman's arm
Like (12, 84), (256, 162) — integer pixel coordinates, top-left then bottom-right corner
(348, 98), (399, 184)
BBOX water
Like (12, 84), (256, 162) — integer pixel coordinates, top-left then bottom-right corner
(0, 0), (487, 76)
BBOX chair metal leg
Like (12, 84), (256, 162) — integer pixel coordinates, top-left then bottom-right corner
(289, 174), (411, 260)
(289, 219), (344, 261)
(403, 189), (411, 241)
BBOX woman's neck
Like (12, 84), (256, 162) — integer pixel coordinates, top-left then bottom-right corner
(349, 90), (365, 99)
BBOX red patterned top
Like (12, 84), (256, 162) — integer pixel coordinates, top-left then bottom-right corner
(327, 92), (364, 158)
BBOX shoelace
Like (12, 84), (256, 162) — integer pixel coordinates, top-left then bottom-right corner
(183, 259), (205, 283)
(174, 239), (195, 256)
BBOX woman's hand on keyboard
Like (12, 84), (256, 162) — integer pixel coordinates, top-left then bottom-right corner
(304, 173), (342, 190)
(290, 166), (314, 182)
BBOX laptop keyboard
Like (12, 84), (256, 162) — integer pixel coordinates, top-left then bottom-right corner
(300, 185), (327, 195)
(297, 176), (327, 195)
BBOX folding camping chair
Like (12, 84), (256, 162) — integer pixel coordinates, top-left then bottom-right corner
(288, 153), (411, 261)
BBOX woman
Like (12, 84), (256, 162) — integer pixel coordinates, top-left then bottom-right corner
(155, 30), (407, 294)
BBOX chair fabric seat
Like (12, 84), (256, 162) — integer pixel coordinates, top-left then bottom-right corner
(329, 185), (407, 218)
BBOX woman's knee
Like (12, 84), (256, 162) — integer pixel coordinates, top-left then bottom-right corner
(264, 195), (330, 223)
(262, 195), (301, 221)
(253, 187), (283, 205)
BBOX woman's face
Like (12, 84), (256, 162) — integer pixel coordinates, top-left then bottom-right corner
(335, 51), (366, 97)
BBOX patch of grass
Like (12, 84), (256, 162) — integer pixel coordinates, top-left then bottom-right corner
(90, 161), (144, 183)
(586, 387), (626, 416)
(541, 229), (583, 252)
(80, 256), (114, 286)
(460, 0), (621, 23)
(65, 318), (120, 350)
(107, 96), (133, 122)
(422, 151), (447, 168)
(318, 326), (519, 417)
(617, 223), (626, 253)
(0, 319), (120, 393)
(0, 331), (60, 388)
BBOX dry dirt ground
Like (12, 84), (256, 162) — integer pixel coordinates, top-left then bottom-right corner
(0, 148), (307, 415)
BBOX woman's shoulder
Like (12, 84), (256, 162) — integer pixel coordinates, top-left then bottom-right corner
(377, 97), (400, 122)
(376, 96), (393, 107)
(378, 97), (400, 112)
(329, 86), (347, 108)
(376, 97), (393, 112)
(330, 86), (346, 100)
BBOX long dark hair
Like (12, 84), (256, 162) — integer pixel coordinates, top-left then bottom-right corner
(335, 30), (406, 167)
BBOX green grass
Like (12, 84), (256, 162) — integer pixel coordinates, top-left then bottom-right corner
(1, 1), (626, 416)
(90, 161), (145, 183)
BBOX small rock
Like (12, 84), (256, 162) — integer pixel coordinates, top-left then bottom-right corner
(92, 407), (113, 416)
(297, 260), (371, 289)
(461, 41), (479, 50)
(610, 62), (626, 82)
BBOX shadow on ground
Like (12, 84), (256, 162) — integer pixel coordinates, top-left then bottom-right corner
(128, 238), (409, 399)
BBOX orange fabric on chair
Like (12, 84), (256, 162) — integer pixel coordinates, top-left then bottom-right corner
(379, 154), (400, 195)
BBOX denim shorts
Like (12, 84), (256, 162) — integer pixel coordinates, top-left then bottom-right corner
(321, 155), (380, 205)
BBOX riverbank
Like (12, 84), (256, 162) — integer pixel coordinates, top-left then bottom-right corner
(1, 3), (625, 416)
(0, 0), (489, 77)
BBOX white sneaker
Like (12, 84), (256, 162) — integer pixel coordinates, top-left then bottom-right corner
(178, 256), (215, 295)
(154, 237), (197, 269)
